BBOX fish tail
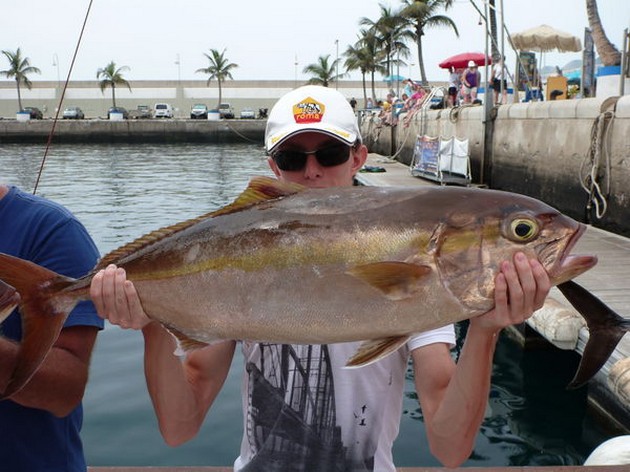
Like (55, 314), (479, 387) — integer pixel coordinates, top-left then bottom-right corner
(557, 280), (630, 389)
(0, 253), (78, 399)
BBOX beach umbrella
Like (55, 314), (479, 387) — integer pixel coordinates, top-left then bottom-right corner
(511, 25), (582, 92)
(439, 52), (491, 70)
(511, 24), (582, 53)
(565, 69), (581, 85)
(383, 74), (406, 82)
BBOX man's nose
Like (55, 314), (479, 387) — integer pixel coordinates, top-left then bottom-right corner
(302, 155), (323, 178)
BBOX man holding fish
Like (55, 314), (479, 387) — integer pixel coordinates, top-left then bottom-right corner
(0, 184), (103, 471)
(90, 85), (551, 470)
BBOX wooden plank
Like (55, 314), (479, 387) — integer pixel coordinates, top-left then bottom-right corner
(87, 467), (630, 472)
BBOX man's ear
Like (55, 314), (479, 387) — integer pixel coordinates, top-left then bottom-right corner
(267, 157), (282, 178)
(351, 144), (368, 174)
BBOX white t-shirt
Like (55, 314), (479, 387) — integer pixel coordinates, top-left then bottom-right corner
(492, 63), (508, 81)
(234, 325), (456, 471)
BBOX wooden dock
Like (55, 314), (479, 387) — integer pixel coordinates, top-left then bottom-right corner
(88, 467), (629, 472)
(357, 154), (630, 430)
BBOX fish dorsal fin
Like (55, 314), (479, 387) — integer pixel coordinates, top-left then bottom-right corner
(212, 176), (307, 217)
(346, 335), (411, 367)
(97, 177), (306, 269)
(347, 262), (432, 301)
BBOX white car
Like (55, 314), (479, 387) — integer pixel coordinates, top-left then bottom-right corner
(240, 107), (255, 119)
(218, 103), (234, 119)
(154, 103), (173, 118)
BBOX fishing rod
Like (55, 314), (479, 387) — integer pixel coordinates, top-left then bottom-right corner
(32, 0), (95, 195)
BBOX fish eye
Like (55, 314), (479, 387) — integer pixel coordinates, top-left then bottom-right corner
(510, 218), (538, 241)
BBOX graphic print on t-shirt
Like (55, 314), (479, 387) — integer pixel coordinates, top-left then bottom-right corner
(242, 343), (375, 471)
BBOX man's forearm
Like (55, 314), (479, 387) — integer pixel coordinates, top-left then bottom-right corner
(428, 324), (499, 466)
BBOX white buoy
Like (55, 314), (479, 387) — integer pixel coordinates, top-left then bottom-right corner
(584, 435), (630, 465)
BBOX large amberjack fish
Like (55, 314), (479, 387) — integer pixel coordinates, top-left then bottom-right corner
(0, 176), (624, 399)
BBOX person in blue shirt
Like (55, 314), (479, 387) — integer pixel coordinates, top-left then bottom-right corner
(0, 184), (103, 472)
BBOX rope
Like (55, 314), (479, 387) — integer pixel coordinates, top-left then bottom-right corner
(33, 0), (94, 195)
(222, 119), (264, 145)
(448, 103), (476, 123)
(579, 108), (615, 220)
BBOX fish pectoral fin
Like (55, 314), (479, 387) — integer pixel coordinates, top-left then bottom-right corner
(346, 335), (411, 368)
(347, 262), (432, 300)
(163, 325), (209, 356)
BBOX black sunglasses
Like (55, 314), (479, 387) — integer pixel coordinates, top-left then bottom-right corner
(271, 142), (353, 172)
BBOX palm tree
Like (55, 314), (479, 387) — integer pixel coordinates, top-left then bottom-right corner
(400, 0), (459, 86)
(0, 48), (41, 111)
(344, 42), (371, 106)
(344, 29), (387, 104)
(359, 4), (412, 80)
(586, 0), (621, 66)
(96, 61), (131, 108)
(488, 0), (499, 61)
(196, 48), (238, 108)
(303, 55), (342, 87)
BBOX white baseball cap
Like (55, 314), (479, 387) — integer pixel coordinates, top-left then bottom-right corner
(265, 85), (361, 153)
(468, 60), (476, 67)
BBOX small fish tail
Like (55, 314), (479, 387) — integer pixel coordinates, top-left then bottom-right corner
(557, 280), (630, 389)
(0, 279), (21, 323)
(0, 253), (77, 399)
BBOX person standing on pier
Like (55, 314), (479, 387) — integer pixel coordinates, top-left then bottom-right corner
(90, 85), (550, 471)
(0, 183), (103, 472)
(461, 61), (481, 104)
(491, 57), (509, 105)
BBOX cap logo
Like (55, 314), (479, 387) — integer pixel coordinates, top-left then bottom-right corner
(293, 97), (325, 124)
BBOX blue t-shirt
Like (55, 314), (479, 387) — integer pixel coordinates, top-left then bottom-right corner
(0, 186), (103, 472)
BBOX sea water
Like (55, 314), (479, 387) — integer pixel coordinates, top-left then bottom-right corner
(0, 143), (614, 467)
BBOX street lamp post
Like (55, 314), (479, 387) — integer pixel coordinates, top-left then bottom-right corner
(175, 54), (182, 112)
(52, 53), (61, 111)
(175, 53), (181, 83)
(52, 53), (60, 86)
(335, 39), (339, 90)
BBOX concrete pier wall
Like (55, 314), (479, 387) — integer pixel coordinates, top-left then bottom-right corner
(0, 118), (267, 144)
(361, 96), (630, 237)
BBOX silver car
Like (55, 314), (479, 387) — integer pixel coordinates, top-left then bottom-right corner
(240, 107), (255, 119)
(62, 106), (85, 119)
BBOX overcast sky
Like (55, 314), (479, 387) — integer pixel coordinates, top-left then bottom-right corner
(2, 0), (628, 84)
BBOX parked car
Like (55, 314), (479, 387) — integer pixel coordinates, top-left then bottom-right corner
(190, 104), (208, 119)
(154, 103), (174, 118)
(240, 107), (255, 119)
(218, 103), (234, 119)
(21, 106), (43, 119)
(107, 106), (129, 119)
(129, 104), (152, 119)
(62, 106), (85, 119)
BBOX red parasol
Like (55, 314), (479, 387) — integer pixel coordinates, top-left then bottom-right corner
(439, 52), (492, 69)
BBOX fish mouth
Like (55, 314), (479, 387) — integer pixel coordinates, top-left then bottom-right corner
(548, 224), (598, 285)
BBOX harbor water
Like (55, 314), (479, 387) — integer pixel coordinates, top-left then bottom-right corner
(0, 143), (616, 467)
